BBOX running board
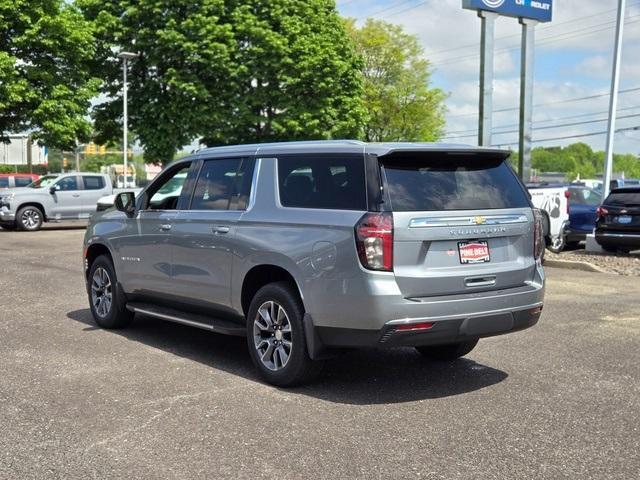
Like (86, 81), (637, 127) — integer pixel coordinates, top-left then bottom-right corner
(126, 302), (246, 337)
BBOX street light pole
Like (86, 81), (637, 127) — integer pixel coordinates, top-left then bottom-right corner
(118, 51), (138, 188)
(603, 0), (626, 200)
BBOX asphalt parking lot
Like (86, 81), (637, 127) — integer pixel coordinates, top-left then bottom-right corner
(1, 225), (639, 479)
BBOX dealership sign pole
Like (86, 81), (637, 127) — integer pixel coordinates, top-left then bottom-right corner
(463, 0), (553, 181)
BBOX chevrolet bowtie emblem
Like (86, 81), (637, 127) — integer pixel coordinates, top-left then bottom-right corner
(474, 216), (487, 225)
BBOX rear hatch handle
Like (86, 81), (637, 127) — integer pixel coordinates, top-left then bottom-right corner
(465, 276), (497, 288)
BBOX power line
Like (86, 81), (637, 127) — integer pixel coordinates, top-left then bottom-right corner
(356, 0), (418, 20)
(443, 113), (640, 140)
(496, 126), (640, 146)
(427, 2), (640, 58)
(447, 87), (640, 119)
(434, 16), (640, 65)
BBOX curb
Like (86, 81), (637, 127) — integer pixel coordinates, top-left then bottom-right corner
(543, 258), (608, 274)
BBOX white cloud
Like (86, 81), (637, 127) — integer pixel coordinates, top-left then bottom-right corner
(338, 0), (640, 154)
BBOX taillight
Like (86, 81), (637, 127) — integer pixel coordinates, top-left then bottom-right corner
(596, 206), (608, 219)
(355, 212), (393, 271)
(564, 189), (570, 214)
(533, 209), (544, 260)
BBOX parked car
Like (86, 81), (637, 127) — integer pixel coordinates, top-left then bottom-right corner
(564, 186), (600, 248)
(0, 173), (112, 231)
(83, 141), (545, 386)
(0, 173), (39, 189)
(595, 187), (640, 253)
(528, 183), (569, 253)
(528, 184), (600, 252)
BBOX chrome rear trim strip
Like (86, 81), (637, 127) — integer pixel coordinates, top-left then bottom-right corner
(409, 214), (528, 228)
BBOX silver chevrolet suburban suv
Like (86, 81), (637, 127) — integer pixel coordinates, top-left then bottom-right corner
(0, 173), (112, 231)
(83, 141), (545, 386)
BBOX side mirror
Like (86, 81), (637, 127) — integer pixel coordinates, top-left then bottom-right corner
(114, 192), (136, 217)
(49, 185), (60, 194)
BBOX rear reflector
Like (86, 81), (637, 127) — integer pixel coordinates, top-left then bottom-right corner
(529, 306), (543, 315)
(395, 322), (434, 332)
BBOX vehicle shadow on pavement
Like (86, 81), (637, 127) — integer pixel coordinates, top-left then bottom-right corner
(67, 309), (508, 405)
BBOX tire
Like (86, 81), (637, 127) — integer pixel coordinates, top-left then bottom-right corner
(565, 241), (581, 251)
(16, 205), (43, 231)
(246, 282), (322, 387)
(416, 339), (479, 361)
(547, 234), (565, 254)
(600, 244), (619, 254)
(88, 254), (133, 329)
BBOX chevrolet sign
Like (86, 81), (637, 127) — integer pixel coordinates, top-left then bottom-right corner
(462, 0), (553, 23)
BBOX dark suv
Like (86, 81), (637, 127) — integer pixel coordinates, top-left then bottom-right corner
(596, 187), (640, 253)
(83, 141), (545, 386)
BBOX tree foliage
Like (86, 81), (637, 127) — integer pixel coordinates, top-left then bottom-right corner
(0, 0), (99, 149)
(345, 18), (447, 142)
(531, 142), (640, 179)
(79, 0), (366, 164)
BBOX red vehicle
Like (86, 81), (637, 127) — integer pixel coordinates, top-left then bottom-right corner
(0, 173), (40, 189)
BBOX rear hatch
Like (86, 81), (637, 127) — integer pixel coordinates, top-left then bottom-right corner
(380, 150), (535, 298)
(601, 190), (640, 232)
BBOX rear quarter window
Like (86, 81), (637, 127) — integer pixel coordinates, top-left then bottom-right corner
(381, 154), (530, 211)
(83, 176), (106, 190)
(277, 155), (366, 210)
(15, 177), (33, 187)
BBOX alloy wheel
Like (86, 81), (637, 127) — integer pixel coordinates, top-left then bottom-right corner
(21, 209), (40, 229)
(253, 301), (293, 371)
(91, 267), (113, 318)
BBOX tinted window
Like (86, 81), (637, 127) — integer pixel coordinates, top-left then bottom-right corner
(15, 177), (33, 187)
(606, 191), (640, 206)
(190, 158), (243, 211)
(149, 166), (190, 210)
(569, 188), (601, 206)
(0, 178), (8, 188)
(278, 156), (366, 210)
(56, 176), (78, 191)
(83, 176), (105, 190)
(382, 155), (530, 211)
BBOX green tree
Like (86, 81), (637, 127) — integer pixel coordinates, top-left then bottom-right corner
(79, 0), (366, 164)
(345, 18), (447, 142)
(0, 0), (100, 149)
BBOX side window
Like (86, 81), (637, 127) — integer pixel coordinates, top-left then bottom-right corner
(0, 178), (8, 188)
(15, 177), (33, 187)
(148, 164), (191, 210)
(83, 176), (105, 190)
(56, 176), (79, 191)
(190, 158), (243, 211)
(277, 156), (366, 210)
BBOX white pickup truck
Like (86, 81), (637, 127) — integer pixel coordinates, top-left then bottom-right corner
(0, 172), (136, 231)
(528, 184), (570, 253)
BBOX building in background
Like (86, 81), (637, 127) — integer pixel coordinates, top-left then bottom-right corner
(0, 135), (48, 167)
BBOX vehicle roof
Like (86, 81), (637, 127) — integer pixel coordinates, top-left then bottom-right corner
(194, 140), (510, 158)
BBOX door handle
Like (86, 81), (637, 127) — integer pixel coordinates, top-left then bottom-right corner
(72, 194), (80, 198)
(212, 225), (230, 234)
(160, 224), (172, 231)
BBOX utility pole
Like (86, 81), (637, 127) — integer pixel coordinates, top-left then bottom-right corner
(478, 11), (498, 147)
(603, 0), (626, 200)
(518, 18), (538, 183)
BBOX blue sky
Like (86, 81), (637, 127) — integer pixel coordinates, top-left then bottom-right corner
(337, 0), (640, 154)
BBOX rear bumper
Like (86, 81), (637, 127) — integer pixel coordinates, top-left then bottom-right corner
(595, 231), (640, 249)
(315, 306), (542, 349)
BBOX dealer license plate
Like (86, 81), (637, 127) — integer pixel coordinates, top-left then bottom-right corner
(458, 240), (490, 264)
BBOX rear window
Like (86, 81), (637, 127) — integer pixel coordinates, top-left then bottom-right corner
(381, 154), (530, 211)
(606, 191), (640, 206)
(277, 156), (366, 210)
(569, 188), (601, 206)
(83, 176), (105, 190)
